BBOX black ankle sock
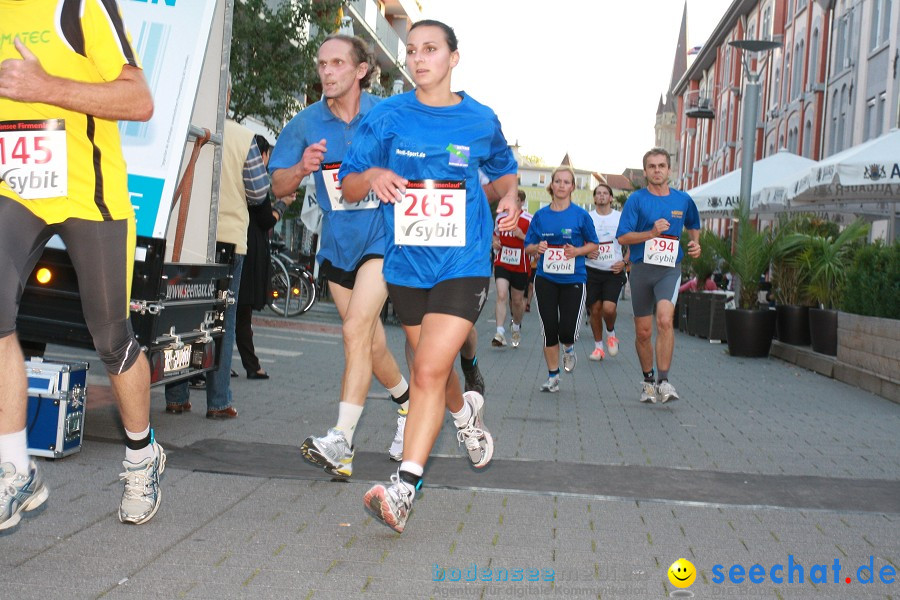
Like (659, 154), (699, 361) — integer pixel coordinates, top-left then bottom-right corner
(460, 355), (477, 370)
(549, 369), (560, 377)
(643, 370), (655, 383)
(391, 388), (410, 405)
(399, 470), (422, 491)
(124, 430), (152, 451)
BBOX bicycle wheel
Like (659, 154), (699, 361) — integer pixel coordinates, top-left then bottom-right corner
(291, 271), (316, 315)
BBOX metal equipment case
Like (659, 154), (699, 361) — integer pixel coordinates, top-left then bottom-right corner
(26, 358), (89, 458)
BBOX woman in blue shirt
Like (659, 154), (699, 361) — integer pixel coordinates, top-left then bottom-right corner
(340, 19), (520, 533)
(524, 166), (599, 393)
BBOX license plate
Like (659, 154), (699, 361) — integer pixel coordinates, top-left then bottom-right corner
(163, 346), (192, 373)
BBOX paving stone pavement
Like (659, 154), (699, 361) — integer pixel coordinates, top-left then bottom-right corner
(4, 288), (899, 599)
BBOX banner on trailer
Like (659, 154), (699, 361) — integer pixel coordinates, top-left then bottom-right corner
(120, 0), (217, 239)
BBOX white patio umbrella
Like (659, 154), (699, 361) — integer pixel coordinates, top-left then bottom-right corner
(686, 149), (816, 216)
(786, 128), (900, 205)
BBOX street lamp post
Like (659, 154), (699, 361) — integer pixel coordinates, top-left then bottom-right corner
(728, 39), (782, 218)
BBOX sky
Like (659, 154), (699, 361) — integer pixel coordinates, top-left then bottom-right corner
(425, 0), (730, 174)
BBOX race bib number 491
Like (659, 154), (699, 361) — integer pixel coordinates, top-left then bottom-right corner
(644, 234), (679, 267)
(0, 119), (67, 200)
(394, 180), (466, 246)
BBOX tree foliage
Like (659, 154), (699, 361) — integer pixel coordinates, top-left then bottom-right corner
(230, 0), (341, 130)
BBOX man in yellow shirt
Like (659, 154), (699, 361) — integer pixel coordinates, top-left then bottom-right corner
(0, 0), (165, 530)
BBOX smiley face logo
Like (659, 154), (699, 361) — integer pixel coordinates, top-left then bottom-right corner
(668, 558), (696, 588)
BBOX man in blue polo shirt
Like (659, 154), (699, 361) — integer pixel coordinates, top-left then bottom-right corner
(616, 148), (701, 404)
(269, 35), (409, 478)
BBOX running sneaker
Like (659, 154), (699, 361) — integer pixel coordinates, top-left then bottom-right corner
(301, 428), (354, 478)
(462, 362), (485, 396)
(456, 391), (494, 468)
(0, 461), (49, 531)
(540, 375), (560, 393)
(510, 328), (521, 348)
(563, 348), (577, 373)
(657, 381), (680, 403)
(119, 442), (166, 525)
(607, 335), (619, 356)
(363, 470), (414, 533)
(639, 381), (658, 403)
(491, 332), (507, 347)
(589, 347), (605, 361)
(389, 409), (407, 462)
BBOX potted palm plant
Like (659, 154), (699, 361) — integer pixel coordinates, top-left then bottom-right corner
(770, 215), (816, 345)
(795, 219), (868, 355)
(722, 201), (776, 357)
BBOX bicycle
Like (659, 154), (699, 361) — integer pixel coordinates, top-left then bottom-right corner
(268, 241), (317, 317)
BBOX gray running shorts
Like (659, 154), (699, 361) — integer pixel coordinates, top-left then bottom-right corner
(629, 262), (682, 317)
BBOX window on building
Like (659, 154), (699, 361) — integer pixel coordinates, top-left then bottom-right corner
(876, 92), (887, 138)
(830, 89), (839, 153)
(835, 16), (848, 71)
(791, 41), (804, 99)
(870, 0), (893, 50)
(797, 0), (808, 12)
(803, 119), (812, 157)
(809, 28), (820, 86)
(761, 4), (773, 41)
(837, 84), (847, 150)
(865, 98), (877, 141)
(782, 52), (791, 104)
(787, 0), (794, 22)
(771, 68), (781, 109)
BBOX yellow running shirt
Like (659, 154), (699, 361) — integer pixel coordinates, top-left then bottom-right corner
(0, 0), (141, 223)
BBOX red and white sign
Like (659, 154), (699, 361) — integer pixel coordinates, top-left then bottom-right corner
(543, 246), (575, 274)
(0, 119), (67, 200)
(394, 179), (466, 246)
(644, 234), (679, 267)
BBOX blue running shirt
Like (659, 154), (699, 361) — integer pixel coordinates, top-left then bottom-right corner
(615, 188), (701, 264)
(524, 203), (599, 284)
(339, 91), (517, 288)
(268, 92), (384, 271)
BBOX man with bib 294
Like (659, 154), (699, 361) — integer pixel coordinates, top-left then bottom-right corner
(615, 148), (701, 404)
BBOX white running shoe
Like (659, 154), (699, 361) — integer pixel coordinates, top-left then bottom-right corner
(491, 332), (507, 347)
(456, 391), (494, 468)
(0, 461), (49, 531)
(563, 349), (577, 373)
(639, 381), (658, 403)
(589, 347), (605, 361)
(301, 428), (354, 478)
(364, 470), (415, 533)
(389, 409), (407, 462)
(510, 328), (521, 348)
(657, 381), (680, 403)
(540, 375), (560, 393)
(119, 443), (166, 525)
(607, 335), (619, 356)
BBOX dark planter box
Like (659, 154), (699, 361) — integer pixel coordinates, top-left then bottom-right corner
(809, 308), (838, 356)
(725, 308), (776, 357)
(776, 304), (811, 346)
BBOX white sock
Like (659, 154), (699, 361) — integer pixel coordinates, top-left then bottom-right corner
(386, 377), (410, 412)
(595, 340), (604, 350)
(606, 328), (616, 338)
(496, 326), (505, 335)
(0, 429), (31, 474)
(451, 399), (473, 428)
(511, 321), (521, 331)
(125, 425), (155, 464)
(335, 402), (364, 446)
